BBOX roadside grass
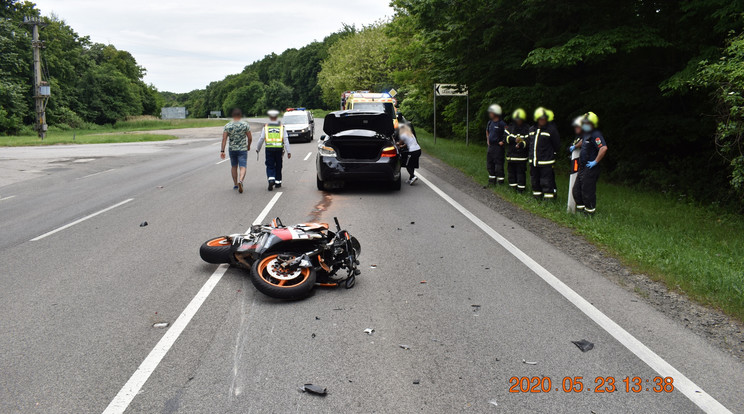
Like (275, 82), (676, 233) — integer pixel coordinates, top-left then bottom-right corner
(0, 118), (227, 147)
(0, 132), (177, 147)
(417, 131), (744, 321)
(310, 109), (333, 118)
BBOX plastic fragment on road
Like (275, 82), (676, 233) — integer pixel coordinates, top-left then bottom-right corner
(410, 221), (415, 224)
(489, 399), (498, 407)
(399, 344), (410, 350)
(152, 322), (169, 328)
(522, 359), (537, 365)
(420, 280), (427, 284)
(301, 384), (327, 396)
(364, 328), (374, 335)
(370, 264), (377, 268)
(571, 339), (594, 352)
(140, 221), (148, 227)
(311, 333), (316, 338)
(413, 379), (420, 384)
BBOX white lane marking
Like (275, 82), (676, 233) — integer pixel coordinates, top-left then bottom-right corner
(0, 195), (15, 202)
(216, 159), (229, 165)
(303, 151), (312, 161)
(76, 169), (115, 180)
(30, 199), (134, 241)
(212, 141), (221, 146)
(102, 192), (283, 414)
(416, 173), (731, 414)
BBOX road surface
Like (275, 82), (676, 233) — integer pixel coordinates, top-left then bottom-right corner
(0, 119), (742, 413)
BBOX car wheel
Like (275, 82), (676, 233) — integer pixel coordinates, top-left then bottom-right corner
(316, 176), (325, 191)
(391, 175), (402, 191)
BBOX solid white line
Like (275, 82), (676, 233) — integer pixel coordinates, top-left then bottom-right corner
(216, 159), (229, 165)
(416, 172), (731, 414)
(303, 151), (312, 161)
(30, 199), (134, 241)
(102, 192), (283, 414)
(77, 168), (115, 180)
(0, 195), (15, 202)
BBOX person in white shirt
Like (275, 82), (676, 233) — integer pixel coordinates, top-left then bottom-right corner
(396, 124), (422, 185)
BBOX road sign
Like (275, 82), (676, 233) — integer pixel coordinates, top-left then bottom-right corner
(388, 88), (397, 97)
(435, 84), (468, 96)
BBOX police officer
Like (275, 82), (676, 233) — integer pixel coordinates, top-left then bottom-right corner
(485, 104), (506, 185)
(256, 109), (291, 191)
(572, 112), (607, 215)
(505, 108), (530, 192)
(526, 107), (561, 200)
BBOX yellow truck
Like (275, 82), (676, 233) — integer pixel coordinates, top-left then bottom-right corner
(342, 91), (399, 129)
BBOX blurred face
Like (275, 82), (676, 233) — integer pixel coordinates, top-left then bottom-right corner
(489, 112), (499, 121)
(574, 125), (583, 135)
(582, 123), (593, 132)
(515, 118), (524, 126)
(537, 117), (547, 127)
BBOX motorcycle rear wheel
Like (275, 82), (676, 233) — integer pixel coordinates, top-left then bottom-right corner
(250, 253), (316, 300)
(199, 237), (232, 264)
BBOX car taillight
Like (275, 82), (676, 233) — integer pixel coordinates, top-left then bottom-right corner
(380, 146), (397, 158)
(318, 145), (336, 157)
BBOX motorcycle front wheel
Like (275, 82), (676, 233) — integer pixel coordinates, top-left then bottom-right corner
(250, 253), (316, 300)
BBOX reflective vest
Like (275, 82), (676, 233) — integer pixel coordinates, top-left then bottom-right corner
(264, 125), (284, 148)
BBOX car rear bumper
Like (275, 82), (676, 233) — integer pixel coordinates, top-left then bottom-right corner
(317, 156), (400, 182)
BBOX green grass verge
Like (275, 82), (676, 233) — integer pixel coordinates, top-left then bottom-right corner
(418, 130), (744, 321)
(0, 132), (178, 147)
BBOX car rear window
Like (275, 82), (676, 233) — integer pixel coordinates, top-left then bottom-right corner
(352, 102), (395, 118)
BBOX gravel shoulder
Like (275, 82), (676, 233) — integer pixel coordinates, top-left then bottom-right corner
(420, 153), (744, 362)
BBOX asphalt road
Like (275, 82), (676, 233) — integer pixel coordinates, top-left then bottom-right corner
(0, 119), (742, 413)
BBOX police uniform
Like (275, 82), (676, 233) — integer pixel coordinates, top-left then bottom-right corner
(486, 119), (507, 184)
(505, 122), (530, 192)
(257, 122), (291, 190)
(572, 130), (606, 214)
(526, 122), (560, 199)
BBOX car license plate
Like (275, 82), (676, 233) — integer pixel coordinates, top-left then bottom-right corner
(289, 133), (298, 137)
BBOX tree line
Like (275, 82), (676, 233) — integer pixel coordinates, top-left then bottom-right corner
(0, 0), (161, 134)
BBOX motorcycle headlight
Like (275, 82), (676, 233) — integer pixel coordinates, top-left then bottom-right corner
(318, 145), (336, 157)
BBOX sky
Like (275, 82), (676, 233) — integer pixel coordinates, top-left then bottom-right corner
(33, 0), (394, 93)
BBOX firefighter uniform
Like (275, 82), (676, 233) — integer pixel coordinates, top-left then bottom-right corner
(572, 129), (606, 214)
(505, 115), (530, 192)
(526, 108), (560, 199)
(486, 118), (507, 184)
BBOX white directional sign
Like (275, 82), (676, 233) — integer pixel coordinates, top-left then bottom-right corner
(435, 84), (468, 96)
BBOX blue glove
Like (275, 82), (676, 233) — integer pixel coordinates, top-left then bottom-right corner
(586, 160), (598, 169)
(568, 145), (576, 153)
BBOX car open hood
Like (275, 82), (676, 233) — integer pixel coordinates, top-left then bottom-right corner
(323, 111), (394, 136)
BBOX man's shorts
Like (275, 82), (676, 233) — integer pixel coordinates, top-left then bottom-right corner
(229, 150), (248, 168)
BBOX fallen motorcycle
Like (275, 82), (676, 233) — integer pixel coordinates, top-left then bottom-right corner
(199, 217), (361, 300)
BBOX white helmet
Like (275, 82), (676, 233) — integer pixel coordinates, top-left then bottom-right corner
(487, 104), (502, 116)
(573, 116), (583, 128)
(267, 109), (280, 118)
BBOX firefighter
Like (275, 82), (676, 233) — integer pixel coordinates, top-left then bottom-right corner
(569, 117), (583, 153)
(572, 112), (607, 215)
(256, 109), (291, 191)
(527, 107), (561, 200)
(485, 104), (507, 185)
(505, 108), (530, 192)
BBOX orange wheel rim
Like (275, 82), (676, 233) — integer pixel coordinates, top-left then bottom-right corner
(257, 254), (310, 288)
(207, 237), (229, 247)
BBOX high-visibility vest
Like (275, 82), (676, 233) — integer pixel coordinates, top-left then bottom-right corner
(264, 125), (284, 148)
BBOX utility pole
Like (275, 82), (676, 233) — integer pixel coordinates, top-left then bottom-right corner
(22, 17), (49, 139)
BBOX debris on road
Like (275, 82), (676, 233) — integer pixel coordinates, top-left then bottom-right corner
(451, 225), (455, 228)
(370, 264), (377, 269)
(420, 280), (427, 284)
(399, 344), (410, 350)
(471, 304), (481, 312)
(571, 339), (594, 352)
(489, 399), (498, 407)
(522, 359), (537, 365)
(152, 322), (169, 328)
(301, 384), (327, 396)
(364, 328), (375, 335)
(315, 316), (320, 320)
(410, 221), (415, 225)
(311, 333), (316, 338)
(413, 379), (420, 384)
(333, 308), (344, 311)
(139, 221), (148, 227)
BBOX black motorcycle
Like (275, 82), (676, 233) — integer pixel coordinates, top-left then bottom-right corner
(199, 217), (361, 300)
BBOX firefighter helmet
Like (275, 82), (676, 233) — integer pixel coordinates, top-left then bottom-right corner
(534, 107), (554, 122)
(487, 104), (502, 116)
(512, 108), (526, 120)
(583, 111), (599, 127)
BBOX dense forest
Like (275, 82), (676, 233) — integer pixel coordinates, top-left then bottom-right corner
(3, 0), (744, 207)
(0, 0), (161, 134)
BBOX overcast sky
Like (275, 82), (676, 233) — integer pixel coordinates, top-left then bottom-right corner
(33, 0), (393, 93)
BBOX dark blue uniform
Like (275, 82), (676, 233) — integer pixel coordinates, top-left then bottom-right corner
(486, 119), (507, 183)
(572, 130), (607, 214)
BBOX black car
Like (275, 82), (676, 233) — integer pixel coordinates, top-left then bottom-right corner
(316, 111), (401, 191)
